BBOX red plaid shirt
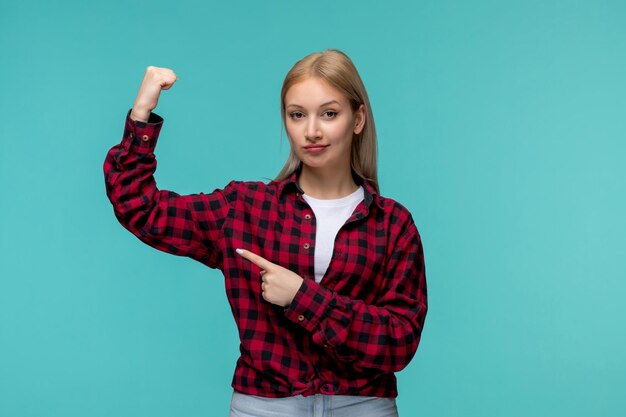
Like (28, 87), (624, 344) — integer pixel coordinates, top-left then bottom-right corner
(103, 110), (428, 398)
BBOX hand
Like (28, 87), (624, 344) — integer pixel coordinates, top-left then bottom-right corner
(130, 66), (178, 122)
(236, 248), (304, 307)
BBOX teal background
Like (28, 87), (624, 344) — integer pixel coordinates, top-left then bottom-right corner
(1, 0), (625, 416)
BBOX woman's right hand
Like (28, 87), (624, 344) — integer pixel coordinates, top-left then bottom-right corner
(130, 66), (178, 122)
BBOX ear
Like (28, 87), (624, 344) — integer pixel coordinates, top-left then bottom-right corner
(353, 104), (366, 135)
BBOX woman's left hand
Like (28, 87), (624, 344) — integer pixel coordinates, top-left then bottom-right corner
(236, 248), (304, 307)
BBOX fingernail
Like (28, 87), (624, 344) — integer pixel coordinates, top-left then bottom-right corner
(236, 248), (243, 255)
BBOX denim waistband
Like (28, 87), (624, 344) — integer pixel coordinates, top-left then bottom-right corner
(229, 391), (399, 417)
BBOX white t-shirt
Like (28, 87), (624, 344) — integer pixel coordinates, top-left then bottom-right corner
(302, 186), (365, 283)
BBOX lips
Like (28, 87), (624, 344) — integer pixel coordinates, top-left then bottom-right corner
(303, 145), (329, 153)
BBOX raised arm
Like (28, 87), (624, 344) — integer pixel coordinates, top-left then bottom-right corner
(103, 67), (233, 269)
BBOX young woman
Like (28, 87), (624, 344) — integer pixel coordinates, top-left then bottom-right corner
(104, 50), (427, 417)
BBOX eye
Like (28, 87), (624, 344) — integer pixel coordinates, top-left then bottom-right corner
(322, 110), (338, 118)
(289, 111), (305, 120)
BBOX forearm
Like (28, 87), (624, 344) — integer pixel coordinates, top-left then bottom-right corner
(104, 110), (163, 228)
(286, 279), (426, 372)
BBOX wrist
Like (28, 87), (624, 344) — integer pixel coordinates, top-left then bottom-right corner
(130, 106), (151, 123)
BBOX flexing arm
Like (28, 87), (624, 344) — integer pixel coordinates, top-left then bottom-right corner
(103, 67), (233, 269)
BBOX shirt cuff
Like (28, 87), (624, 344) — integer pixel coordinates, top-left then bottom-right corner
(121, 109), (164, 153)
(284, 279), (333, 333)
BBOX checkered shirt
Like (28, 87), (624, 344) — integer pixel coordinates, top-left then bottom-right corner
(103, 110), (428, 398)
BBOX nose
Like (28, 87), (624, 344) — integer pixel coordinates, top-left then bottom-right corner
(305, 118), (321, 141)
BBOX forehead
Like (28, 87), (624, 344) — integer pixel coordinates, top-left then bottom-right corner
(284, 77), (349, 107)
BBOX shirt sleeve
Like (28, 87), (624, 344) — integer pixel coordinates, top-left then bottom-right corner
(103, 109), (234, 269)
(284, 219), (427, 373)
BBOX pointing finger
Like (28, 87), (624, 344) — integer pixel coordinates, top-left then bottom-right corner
(236, 248), (274, 270)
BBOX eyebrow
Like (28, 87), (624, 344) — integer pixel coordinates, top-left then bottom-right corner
(285, 100), (341, 109)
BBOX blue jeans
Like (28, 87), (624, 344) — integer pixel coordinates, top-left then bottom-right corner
(229, 391), (399, 417)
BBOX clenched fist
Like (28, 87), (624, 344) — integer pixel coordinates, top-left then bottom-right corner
(130, 66), (178, 122)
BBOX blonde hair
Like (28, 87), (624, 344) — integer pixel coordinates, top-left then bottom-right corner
(275, 49), (379, 193)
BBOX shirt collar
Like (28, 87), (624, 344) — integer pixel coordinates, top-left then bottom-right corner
(275, 171), (383, 210)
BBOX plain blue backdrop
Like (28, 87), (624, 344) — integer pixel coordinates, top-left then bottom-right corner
(1, 1), (625, 416)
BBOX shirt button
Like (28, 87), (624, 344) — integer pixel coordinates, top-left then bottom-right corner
(129, 132), (134, 139)
(142, 134), (150, 142)
(304, 214), (311, 221)
(298, 315), (305, 321)
(303, 243), (310, 250)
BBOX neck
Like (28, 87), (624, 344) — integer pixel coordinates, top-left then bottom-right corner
(298, 165), (358, 199)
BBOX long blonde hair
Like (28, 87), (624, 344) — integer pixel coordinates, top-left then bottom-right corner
(275, 49), (379, 193)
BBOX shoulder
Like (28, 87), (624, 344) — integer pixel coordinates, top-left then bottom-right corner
(375, 193), (414, 223)
(374, 193), (422, 242)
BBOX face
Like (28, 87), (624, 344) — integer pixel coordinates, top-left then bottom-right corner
(284, 77), (365, 175)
